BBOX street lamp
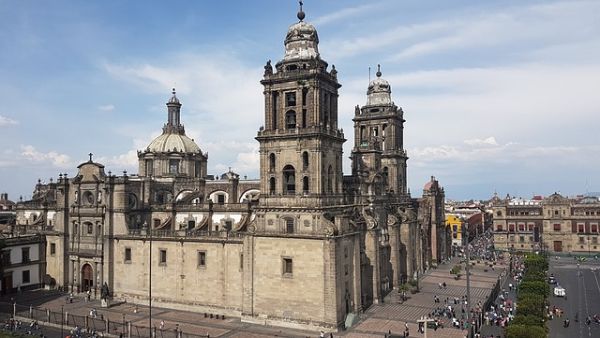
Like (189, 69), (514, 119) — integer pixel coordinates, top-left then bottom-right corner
(61, 305), (64, 338)
(147, 221), (153, 338)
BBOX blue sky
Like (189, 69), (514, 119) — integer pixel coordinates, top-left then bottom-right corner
(1, 0), (599, 201)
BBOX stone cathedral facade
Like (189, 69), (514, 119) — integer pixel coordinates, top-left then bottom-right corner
(14, 6), (448, 331)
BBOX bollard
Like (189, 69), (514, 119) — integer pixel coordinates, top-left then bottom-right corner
(29, 305), (33, 318)
(46, 309), (50, 322)
(127, 321), (132, 338)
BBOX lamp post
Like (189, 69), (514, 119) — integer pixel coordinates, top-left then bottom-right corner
(464, 220), (471, 323)
(61, 305), (64, 338)
(145, 221), (152, 338)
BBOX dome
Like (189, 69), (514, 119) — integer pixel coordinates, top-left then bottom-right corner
(147, 133), (201, 153)
(283, 21), (320, 61)
(366, 66), (392, 106)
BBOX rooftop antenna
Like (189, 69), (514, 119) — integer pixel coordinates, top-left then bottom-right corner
(368, 66), (371, 83)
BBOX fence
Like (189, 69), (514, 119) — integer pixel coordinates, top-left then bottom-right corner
(0, 301), (209, 338)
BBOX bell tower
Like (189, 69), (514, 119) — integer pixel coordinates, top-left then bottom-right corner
(256, 4), (345, 208)
(243, 3), (356, 330)
(352, 65), (408, 197)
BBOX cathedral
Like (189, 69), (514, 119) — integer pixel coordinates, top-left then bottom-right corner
(14, 5), (449, 332)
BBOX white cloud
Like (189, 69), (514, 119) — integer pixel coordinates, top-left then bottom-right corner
(0, 114), (18, 126)
(20, 145), (72, 168)
(464, 137), (498, 147)
(98, 104), (115, 112)
(104, 53), (264, 177)
(313, 3), (381, 26)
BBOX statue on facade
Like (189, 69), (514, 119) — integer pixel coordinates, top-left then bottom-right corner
(100, 282), (110, 300)
(264, 59), (273, 76)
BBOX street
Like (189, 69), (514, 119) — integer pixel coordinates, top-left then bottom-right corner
(548, 258), (600, 338)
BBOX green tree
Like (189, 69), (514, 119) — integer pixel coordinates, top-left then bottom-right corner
(512, 314), (546, 327)
(518, 280), (549, 298)
(516, 293), (545, 318)
(506, 325), (547, 338)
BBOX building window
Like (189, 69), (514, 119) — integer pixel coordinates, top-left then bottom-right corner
(169, 159), (179, 174)
(344, 264), (349, 276)
(508, 224), (515, 232)
(285, 219), (294, 234)
(240, 253), (244, 271)
(217, 194), (225, 205)
(124, 248), (132, 263)
(282, 257), (293, 276)
(285, 92), (296, 107)
(592, 224), (598, 233)
(22, 270), (30, 284)
(153, 219), (161, 228)
(302, 109), (307, 128)
(302, 176), (309, 194)
(302, 152), (309, 170)
(529, 236), (533, 242)
(579, 237), (585, 244)
(285, 110), (296, 129)
(496, 224), (503, 231)
(269, 177), (276, 194)
(578, 224), (585, 233)
(269, 153), (276, 172)
(50, 243), (56, 256)
(225, 220), (232, 231)
(302, 88), (308, 106)
(282, 165), (296, 194)
(159, 249), (167, 265)
(553, 223), (561, 231)
(22, 248), (30, 263)
(344, 247), (348, 259)
(1, 251), (9, 266)
(518, 224), (525, 232)
(145, 159), (154, 176)
(194, 161), (202, 178)
(198, 251), (206, 268)
(496, 211), (502, 216)
(509, 235), (515, 242)
(87, 223), (93, 235)
(592, 237), (598, 244)
(519, 236), (524, 243)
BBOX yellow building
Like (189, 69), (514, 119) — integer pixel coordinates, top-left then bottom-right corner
(446, 214), (463, 247)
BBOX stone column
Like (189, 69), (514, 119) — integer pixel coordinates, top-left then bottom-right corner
(70, 260), (75, 292)
(74, 259), (80, 293)
(365, 230), (381, 304)
(94, 261), (99, 298)
(352, 234), (362, 313)
(388, 224), (401, 289)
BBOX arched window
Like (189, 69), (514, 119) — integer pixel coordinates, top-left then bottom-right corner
(360, 126), (366, 146)
(269, 177), (276, 194)
(269, 153), (276, 172)
(282, 165), (296, 195)
(327, 165), (333, 193)
(303, 176), (309, 194)
(383, 167), (389, 184)
(302, 151), (309, 170)
(286, 110), (296, 129)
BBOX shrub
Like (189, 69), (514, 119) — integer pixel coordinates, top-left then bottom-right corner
(450, 265), (462, 275)
(519, 280), (549, 298)
(516, 293), (545, 318)
(506, 325), (546, 338)
(512, 314), (546, 327)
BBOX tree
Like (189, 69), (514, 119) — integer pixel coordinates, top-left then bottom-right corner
(518, 280), (549, 298)
(506, 325), (546, 338)
(516, 293), (545, 318)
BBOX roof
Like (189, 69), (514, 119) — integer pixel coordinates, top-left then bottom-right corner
(147, 133), (201, 153)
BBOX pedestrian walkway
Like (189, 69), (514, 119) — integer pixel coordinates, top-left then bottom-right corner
(342, 256), (506, 338)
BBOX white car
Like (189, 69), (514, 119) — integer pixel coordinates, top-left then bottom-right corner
(554, 286), (566, 297)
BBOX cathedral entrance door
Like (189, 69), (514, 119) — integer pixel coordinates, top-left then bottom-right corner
(81, 264), (94, 292)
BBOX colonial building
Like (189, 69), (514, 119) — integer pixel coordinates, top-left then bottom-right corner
(15, 5), (447, 331)
(0, 234), (46, 294)
(492, 193), (600, 254)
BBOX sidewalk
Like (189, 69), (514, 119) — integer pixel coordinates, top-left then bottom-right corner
(342, 257), (506, 338)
